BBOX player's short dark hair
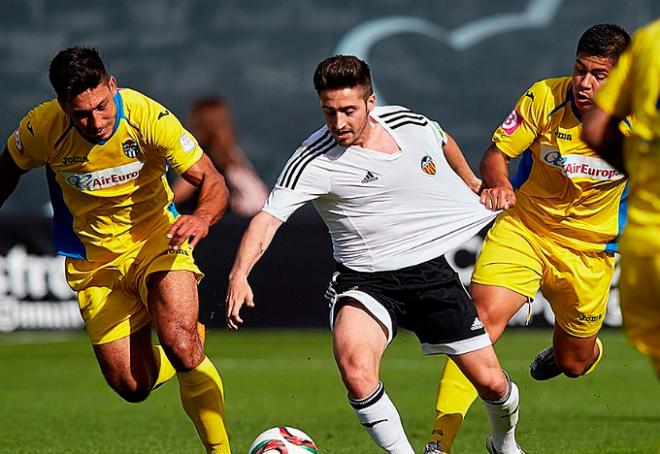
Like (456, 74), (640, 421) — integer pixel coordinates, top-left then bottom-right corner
(576, 24), (630, 62)
(49, 47), (109, 102)
(313, 55), (373, 98)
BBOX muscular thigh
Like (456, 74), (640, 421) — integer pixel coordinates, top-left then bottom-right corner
(541, 245), (615, 337)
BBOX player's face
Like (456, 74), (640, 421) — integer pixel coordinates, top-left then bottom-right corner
(61, 76), (118, 142)
(571, 54), (615, 113)
(319, 87), (376, 147)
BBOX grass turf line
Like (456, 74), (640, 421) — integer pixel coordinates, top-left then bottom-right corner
(0, 329), (658, 453)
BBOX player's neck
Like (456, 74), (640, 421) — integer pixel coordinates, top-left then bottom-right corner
(357, 117), (399, 154)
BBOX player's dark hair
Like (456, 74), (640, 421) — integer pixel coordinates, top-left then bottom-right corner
(49, 47), (109, 102)
(576, 24), (630, 62)
(313, 55), (373, 98)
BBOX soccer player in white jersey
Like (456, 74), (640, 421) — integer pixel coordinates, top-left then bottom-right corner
(226, 56), (525, 454)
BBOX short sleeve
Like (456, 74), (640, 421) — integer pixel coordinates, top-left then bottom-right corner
(492, 81), (549, 159)
(137, 94), (203, 174)
(5, 111), (46, 170)
(430, 121), (448, 148)
(262, 146), (331, 222)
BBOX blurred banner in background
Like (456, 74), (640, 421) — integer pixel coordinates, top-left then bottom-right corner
(0, 215), (622, 331)
(0, 0), (651, 330)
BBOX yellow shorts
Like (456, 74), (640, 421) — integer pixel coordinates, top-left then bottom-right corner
(472, 213), (615, 337)
(618, 254), (660, 375)
(66, 233), (203, 345)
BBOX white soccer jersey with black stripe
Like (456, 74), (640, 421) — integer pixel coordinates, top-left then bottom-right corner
(263, 105), (496, 272)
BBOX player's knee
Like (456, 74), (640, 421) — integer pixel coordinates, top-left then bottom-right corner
(554, 353), (590, 378)
(474, 370), (509, 401)
(336, 355), (378, 398)
(161, 336), (201, 371)
(108, 378), (151, 403)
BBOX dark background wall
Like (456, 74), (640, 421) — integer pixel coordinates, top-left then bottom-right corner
(1, 0), (657, 214)
(0, 0), (649, 330)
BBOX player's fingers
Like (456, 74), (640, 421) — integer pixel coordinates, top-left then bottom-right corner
(497, 192), (509, 210)
(485, 192), (495, 211)
(188, 235), (200, 250)
(171, 224), (196, 249)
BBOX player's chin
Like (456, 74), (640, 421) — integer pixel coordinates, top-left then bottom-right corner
(574, 98), (593, 112)
(333, 132), (353, 146)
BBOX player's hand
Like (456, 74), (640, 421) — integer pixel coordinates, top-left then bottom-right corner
(167, 214), (210, 250)
(479, 187), (516, 211)
(226, 275), (255, 331)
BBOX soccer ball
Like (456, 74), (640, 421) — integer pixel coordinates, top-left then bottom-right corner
(248, 426), (319, 453)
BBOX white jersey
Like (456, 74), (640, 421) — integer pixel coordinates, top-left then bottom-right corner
(264, 105), (496, 272)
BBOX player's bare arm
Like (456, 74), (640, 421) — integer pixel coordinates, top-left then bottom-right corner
(171, 176), (198, 205)
(442, 133), (483, 194)
(0, 147), (26, 207)
(167, 153), (229, 249)
(582, 106), (626, 174)
(479, 143), (516, 211)
(226, 211), (283, 330)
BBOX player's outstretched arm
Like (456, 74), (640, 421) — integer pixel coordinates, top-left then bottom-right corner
(168, 153), (229, 249)
(0, 147), (26, 208)
(479, 143), (516, 211)
(582, 106), (626, 174)
(226, 211), (283, 330)
(442, 133), (483, 194)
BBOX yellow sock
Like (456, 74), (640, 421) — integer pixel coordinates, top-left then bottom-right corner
(178, 356), (231, 454)
(584, 337), (604, 376)
(152, 345), (177, 389)
(430, 359), (478, 452)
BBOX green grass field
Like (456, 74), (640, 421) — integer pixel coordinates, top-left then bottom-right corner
(0, 328), (658, 454)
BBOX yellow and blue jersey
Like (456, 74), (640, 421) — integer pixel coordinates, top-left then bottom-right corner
(494, 76), (631, 252)
(595, 19), (660, 256)
(6, 88), (203, 262)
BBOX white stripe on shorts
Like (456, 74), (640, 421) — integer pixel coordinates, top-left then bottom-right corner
(329, 289), (394, 343)
(421, 332), (491, 356)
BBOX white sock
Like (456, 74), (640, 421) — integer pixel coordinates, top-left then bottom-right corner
(349, 381), (414, 454)
(482, 376), (520, 454)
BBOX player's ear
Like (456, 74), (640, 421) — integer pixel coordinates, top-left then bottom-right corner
(107, 75), (118, 95)
(366, 93), (376, 112)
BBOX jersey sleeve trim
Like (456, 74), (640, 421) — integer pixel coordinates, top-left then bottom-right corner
(381, 110), (428, 130)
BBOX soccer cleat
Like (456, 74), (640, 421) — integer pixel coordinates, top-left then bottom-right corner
(486, 434), (525, 454)
(529, 346), (562, 380)
(423, 441), (447, 454)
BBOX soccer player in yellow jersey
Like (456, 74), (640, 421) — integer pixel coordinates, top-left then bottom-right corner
(583, 18), (660, 379)
(425, 24), (631, 454)
(0, 47), (232, 453)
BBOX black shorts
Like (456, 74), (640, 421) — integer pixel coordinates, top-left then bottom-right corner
(328, 255), (491, 355)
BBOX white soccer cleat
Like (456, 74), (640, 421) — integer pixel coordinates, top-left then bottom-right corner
(486, 434), (525, 454)
(423, 441), (447, 454)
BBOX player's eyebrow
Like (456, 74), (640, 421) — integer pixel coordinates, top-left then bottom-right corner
(72, 99), (107, 114)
